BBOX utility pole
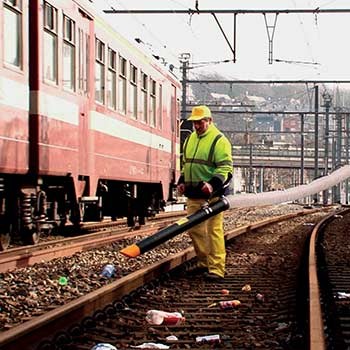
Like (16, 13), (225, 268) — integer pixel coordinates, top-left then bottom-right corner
(179, 53), (192, 152)
(346, 113), (350, 204)
(179, 53), (190, 121)
(179, 53), (192, 169)
(331, 127), (337, 203)
(322, 91), (332, 205)
(300, 113), (305, 186)
(335, 108), (343, 203)
(243, 114), (254, 192)
(249, 142), (253, 192)
(313, 85), (319, 203)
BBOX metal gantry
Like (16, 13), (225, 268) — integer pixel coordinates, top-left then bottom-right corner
(106, 4), (350, 204)
(104, 7), (350, 64)
(179, 58), (350, 202)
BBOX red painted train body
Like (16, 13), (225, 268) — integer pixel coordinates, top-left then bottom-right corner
(0, 0), (181, 249)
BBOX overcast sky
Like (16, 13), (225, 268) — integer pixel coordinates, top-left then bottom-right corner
(97, 0), (350, 82)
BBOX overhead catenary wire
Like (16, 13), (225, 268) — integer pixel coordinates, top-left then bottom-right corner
(102, 2), (350, 80)
(291, 0), (319, 66)
(104, 8), (350, 14)
(274, 58), (321, 65)
(104, 0), (237, 73)
(102, 0), (181, 65)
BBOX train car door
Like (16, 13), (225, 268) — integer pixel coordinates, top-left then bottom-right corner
(76, 8), (93, 198)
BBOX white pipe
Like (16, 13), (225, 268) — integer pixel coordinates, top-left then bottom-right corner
(227, 165), (350, 208)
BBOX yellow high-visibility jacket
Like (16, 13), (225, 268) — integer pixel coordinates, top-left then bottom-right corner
(179, 124), (233, 199)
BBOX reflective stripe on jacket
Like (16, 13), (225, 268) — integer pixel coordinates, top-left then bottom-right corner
(181, 124), (233, 198)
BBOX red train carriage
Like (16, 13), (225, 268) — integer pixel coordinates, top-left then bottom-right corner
(0, 0), (30, 249)
(0, 0), (181, 250)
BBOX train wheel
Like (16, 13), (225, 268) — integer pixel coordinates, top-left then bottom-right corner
(139, 215), (145, 225)
(22, 227), (40, 245)
(0, 233), (10, 251)
(127, 215), (135, 227)
(30, 231), (40, 245)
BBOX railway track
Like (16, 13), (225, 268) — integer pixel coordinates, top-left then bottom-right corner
(0, 211), (186, 273)
(0, 205), (334, 350)
(309, 207), (350, 350)
(2, 210), (186, 250)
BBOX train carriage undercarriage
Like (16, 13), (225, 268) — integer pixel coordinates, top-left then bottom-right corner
(0, 174), (166, 251)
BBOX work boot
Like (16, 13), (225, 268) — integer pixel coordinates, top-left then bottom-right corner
(186, 265), (208, 276)
(204, 272), (225, 281)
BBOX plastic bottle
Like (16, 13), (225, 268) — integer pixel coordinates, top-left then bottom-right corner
(90, 343), (117, 350)
(218, 300), (241, 309)
(101, 264), (116, 278)
(58, 276), (68, 286)
(196, 334), (221, 344)
(145, 310), (185, 326)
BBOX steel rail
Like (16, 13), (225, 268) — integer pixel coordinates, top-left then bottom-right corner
(0, 213), (185, 273)
(308, 214), (329, 350)
(308, 207), (350, 350)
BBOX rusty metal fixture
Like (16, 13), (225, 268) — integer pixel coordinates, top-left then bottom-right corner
(20, 192), (33, 230)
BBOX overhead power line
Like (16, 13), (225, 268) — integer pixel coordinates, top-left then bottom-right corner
(274, 59), (321, 66)
(104, 8), (350, 14)
(104, 7), (350, 65)
(185, 79), (350, 84)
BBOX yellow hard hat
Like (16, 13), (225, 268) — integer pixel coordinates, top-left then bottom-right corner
(188, 105), (212, 121)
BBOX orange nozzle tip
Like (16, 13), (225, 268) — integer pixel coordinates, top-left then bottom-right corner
(120, 244), (141, 258)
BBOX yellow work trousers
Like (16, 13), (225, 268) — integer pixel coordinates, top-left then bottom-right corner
(186, 198), (226, 277)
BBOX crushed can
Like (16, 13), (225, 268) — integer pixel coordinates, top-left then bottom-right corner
(145, 309), (185, 326)
(101, 264), (116, 278)
(218, 300), (241, 309)
(256, 293), (265, 302)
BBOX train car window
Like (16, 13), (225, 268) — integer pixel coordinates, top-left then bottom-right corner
(43, 2), (58, 84)
(107, 48), (116, 110)
(140, 71), (148, 123)
(129, 63), (138, 119)
(158, 84), (163, 129)
(176, 98), (181, 137)
(95, 38), (105, 104)
(5, 0), (21, 6)
(78, 29), (84, 92)
(63, 15), (75, 91)
(78, 29), (89, 95)
(85, 34), (90, 94)
(150, 79), (156, 127)
(118, 55), (127, 115)
(3, 0), (22, 68)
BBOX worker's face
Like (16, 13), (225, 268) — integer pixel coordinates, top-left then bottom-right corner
(193, 118), (211, 135)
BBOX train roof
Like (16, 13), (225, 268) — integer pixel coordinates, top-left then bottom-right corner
(72, 0), (180, 86)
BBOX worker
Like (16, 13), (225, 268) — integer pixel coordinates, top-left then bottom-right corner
(177, 105), (233, 281)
